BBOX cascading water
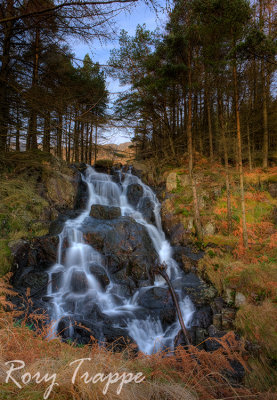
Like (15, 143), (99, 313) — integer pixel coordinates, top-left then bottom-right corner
(47, 166), (195, 354)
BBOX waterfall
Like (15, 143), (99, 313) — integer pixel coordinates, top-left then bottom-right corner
(47, 166), (195, 354)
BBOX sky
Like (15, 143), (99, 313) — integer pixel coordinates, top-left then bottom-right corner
(70, 1), (168, 144)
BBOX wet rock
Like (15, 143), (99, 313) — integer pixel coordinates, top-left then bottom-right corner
(82, 216), (158, 282)
(89, 263), (110, 287)
(136, 287), (176, 328)
(74, 177), (89, 210)
(90, 204), (121, 220)
(49, 210), (81, 235)
(70, 270), (89, 293)
(51, 271), (63, 293)
(138, 197), (156, 224)
(126, 184), (143, 207)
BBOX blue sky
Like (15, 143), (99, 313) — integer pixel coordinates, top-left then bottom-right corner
(70, 1), (168, 144)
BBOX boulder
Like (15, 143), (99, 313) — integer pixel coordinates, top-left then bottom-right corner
(74, 177), (89, 210)
(17, 271), (49, 297)
(126, 184), (143, 207)
(235, 292), (247, 307)
(90, 204), (121, 220)
(166, 172), (177, 192)
(70, 270), (89, 293)
(203, 222), (215, 236)
(81, 216), (158, 283)
(46, 171), (79, 213)
(138, 197), (156, 224)
(178, 174), (190, 187)
(11, 235), (59, 284)
(191, 306), (213, 329)
(136, 287), (176, 328)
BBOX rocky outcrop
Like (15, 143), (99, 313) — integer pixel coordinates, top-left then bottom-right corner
(126, 183), (143, 207)
(90, 205), (121, 220)
(82, 216), (158, 284)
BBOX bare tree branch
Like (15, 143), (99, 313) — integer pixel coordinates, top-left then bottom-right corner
(0, 0), (138, 24)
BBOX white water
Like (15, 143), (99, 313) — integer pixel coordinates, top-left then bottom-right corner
(47, 166), (195, 354)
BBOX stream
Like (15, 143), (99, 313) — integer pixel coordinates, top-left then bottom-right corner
(47, 166), (195, 354)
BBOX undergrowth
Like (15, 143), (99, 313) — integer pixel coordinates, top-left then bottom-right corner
(0, 274), (274, 399)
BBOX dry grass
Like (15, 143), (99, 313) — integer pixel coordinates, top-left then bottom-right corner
(0, 276), (273, 400)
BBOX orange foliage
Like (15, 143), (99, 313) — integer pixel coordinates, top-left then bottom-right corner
(0, 275), (273, 399)
(269, 232), (277, 249)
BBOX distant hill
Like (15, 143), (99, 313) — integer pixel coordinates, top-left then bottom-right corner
(97, 142), (135, 164)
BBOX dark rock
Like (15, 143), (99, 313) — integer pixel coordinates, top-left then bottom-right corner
(11, 235), (59, 284)
(126, 184), (143, 207)
(168, 223), (191, 246)
(70, 270), (89, 293)
(49, 210), (81, 235)
(191, 306), (213, 329)
(138, 197), (156, 224)
(225, 359), (245, 383)
(17, 271), (49, 296)
(82, 216), (158, 282)
(51, 272), (63, 293)
(73, 163), (87, 174)
(177, 272), (217, 306)
(74, 177), (89, 210)
(89, 263), (110, 287)
(90, 204), (121, 220)
(173, 246), (204, 264)
(222, 308), (236, 330)
(204, 325), (227, 352)
(136, 287), (176, 328)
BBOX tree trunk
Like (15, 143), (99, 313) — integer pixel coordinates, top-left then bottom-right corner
(56, 113), (63, 158)
(27, 27), (40, 150)
(94, 119), (98, 165)
(16, 105), (20, 151)
(247, 119), (252, 171)
(74, 116), (79, 163)
(233, 59), (248, 248)
(187, 49), (202, 241)
(43, 112), (51, 153)
(261, 58), (268, 168)
(0, 0), (14, 153)
(207, 97), (213, 161)
(218, 93), (232, 233)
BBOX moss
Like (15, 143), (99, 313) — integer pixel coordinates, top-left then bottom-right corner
(203, 234), (238, 248)
(0, 151), (77, 275)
